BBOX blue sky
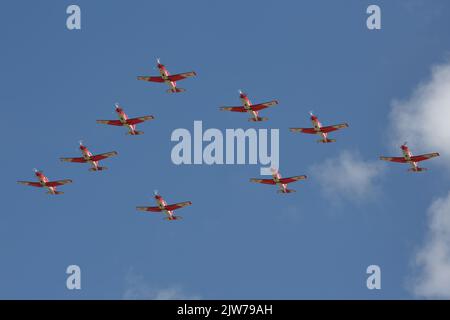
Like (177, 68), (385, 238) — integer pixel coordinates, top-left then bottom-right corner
(1, 0), (450, 299)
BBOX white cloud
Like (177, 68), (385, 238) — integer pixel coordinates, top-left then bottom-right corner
(412, 191), (450, 299)
(309, 150), (385, 204)
(390, 60), (450, 169)
(123, 268), (200, 300)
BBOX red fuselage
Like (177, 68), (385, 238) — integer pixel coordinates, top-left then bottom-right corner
(239, 92), (260, 120)
(154, 194), (176, 220)
(157, 63), (177, 91)
(400, 145), (418, 170)
(310, 114), (328, 140)
(271, 170), (288, 192)
(115, 105), (137, 134)
(35, 171), (56, 194)
(79, 144), (99, 170)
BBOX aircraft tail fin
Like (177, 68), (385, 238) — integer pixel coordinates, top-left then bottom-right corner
(167, 87), (185, 93)
(248, 117), (268, 122)
(317, 138), (336, 143)
(277, 189), (296, 194)
(89, 166), (108, 172)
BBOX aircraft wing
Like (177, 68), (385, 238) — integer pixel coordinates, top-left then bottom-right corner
(379, 156), (407, 163)
(136, 206), (163, 212)
(318, 123), (349, 133)
(289, 127), (317, 134)
(167, 72), (197, 82)
(137, 76), (165, 83)
(164, 201), (192, 211)
(96, 120), (124, 126)
(17, 181), (43, 187)
(90, 151), (118, 162)
(410, 153), (440, 162)
(220, 106), (247, 112)
(279, 175), (307, 184)
(45, 179), (73, 187)
(60, 157), (87, 163)
(249, 178), (276, 185)
(250, 100), (278, 111)
(126, 116), (155, 125)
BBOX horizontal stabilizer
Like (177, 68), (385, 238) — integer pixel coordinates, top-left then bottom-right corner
(408, 167), (427, 172)
(47, 191), (64, 195)
(89, 166), (108, 172)
(277, 189), (296, 194)
(164, 215), (183, 221)
(317, 138), (336, 143)
(167, 88), (186, 93)
(127, 131), (144, 135)
(248, 117), (268, 122)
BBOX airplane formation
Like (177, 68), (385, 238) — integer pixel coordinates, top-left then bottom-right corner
(18, 58), (441, 221)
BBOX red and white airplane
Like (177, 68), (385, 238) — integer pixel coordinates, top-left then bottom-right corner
(137, 58), (197, 93)
(60, 141), (118, 171)
(96, 103), (155, 135)
(220, 90), (278, 122)
(17, 169), (72, 195)
(380, 143), (440, 172)
(250, 168), (307, 193)
(290, 112), (349, 143)
(136, 191), (192, 221)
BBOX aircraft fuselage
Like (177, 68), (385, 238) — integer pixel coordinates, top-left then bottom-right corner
(155, 195), (174, 219)
(158, 64), (177, 91)
(35, 172), (56, 194)
(240, 93), (259, 120)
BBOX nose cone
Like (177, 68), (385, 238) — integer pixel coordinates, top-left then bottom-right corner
(401, 144), (408, 151)
(154, 194), (161, 200)
(157, 63), (164, 69)
(310, 115), (317, 121)
(79, 144), (86, 150)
